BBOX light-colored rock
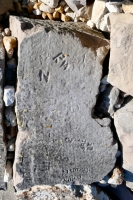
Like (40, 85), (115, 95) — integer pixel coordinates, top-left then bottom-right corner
(108, 167), (123, 188)
(33, 9), (41, 15)
(16, 184), (112, 200)
(55, 6), (64, 13)
(4, 28), (11, 36)
(64, 5), (71, 12)
(122, 0), (133, 13)
(3, 86), (15, 106)
(33, 2), (42, 9)
(39, 3), (55, 13)
(41, 0), (59, 8)
(96, 13), (111, 32)
(53, 11), (60, 19)
(7, 137), (16, 152)
(3, 36), (17, 59)
(4, 161), (13, 182)
(108, 13), (133, 96)
(114, 99), (133, 189)
(66, 12), (76, 21)
(87, 20), (96, 28)
(75, 5), (93, 21)
(91, 0), (108, 24)
(65, 0), (84, 12)
(106, 2), (122, 13)
(61, 13), (71, 21)
(46, 13), (54, 20)
(42, 12), (47, 19)
(10, 16), (117, 191)
(0, 0), (13, 15)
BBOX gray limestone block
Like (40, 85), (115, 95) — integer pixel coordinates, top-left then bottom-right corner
(10, 16), (117, 191)
(0, 34), (6, 189)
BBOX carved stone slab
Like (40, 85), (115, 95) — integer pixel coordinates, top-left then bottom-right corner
(10, 16), (117, 190)
(0, 33), (6, 189)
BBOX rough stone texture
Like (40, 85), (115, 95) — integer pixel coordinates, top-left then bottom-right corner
(91, 0), (108, 24)
(122, 0), (133, 13)
(0, 33), (6, 189)
(108, 13), (133, 96)
(10, 16), (117, 191)
(114, 98), (133, 189)
(15, 184), (112, 200)
(0, 180), (16, 200)
(95, 85), (120, 117)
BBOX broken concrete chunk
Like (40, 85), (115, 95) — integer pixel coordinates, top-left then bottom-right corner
(108, 13), (133, 96)
(3, 86), (15, 106)
(10, 16), (117, 191)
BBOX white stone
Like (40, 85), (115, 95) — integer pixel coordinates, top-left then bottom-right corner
(96, 13), (111, 32)
(87, 20), (95, 28)
(4, 161), (13, 182)
(64, 5), (70, 12)
(66, 12), (76, 20)
(106, 2), (122, 13)
(41, 0), (59, 8)
(4, 28), (11, 36)
(91, 0), (108, 24)
(39, 3), (55, 13)
(3, 86), (15, 106)
(33, 9), (41, 15)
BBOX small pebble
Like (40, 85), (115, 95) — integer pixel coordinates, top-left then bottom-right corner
(87, 20), (96, 28)
(53, 11), (60, 19)
(5, 107), (17, 126)
(42, 12), (47, 19)
(4, 161), (13, 182)
(64, 5), (70, 12)
(55, 6), (64, 13)
(33, 9), (41, 15)
(3, 36), (17, 59)
(61, 13), (71, 22)
(46, 13), (54, 20)
(4, 28), (11, 36)
(39, 3), (55, 13)
(3, 86), (15, 106)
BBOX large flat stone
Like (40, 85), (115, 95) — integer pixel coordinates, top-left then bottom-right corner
(0, 33), (6, 189)
(114, 98), (133, 189)
(10, 16), (117, 191)
(108, 13), (133, 96)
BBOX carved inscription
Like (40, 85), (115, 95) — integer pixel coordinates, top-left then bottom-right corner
(53, 53), (70, 70)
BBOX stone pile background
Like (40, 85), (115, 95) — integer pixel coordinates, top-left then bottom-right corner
(0, 0), (133, 200)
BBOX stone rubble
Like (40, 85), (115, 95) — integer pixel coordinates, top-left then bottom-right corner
(0, 0), (133, 200)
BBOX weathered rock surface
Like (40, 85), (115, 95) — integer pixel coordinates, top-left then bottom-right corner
(108, 13), (133, 96)
(16, 184), (112, 200)
(0, 33), (6, 189)
(114, 98), (133, 189)
(10, 16), (117, 191)
(122, 0), (133, 13)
